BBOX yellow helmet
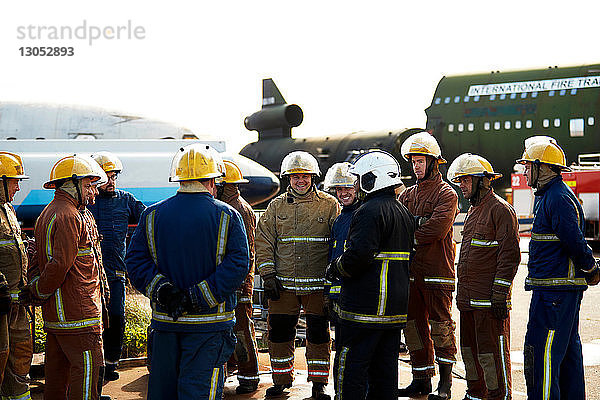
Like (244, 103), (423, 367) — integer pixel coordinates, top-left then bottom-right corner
(0, 152), (29, 180)
(280, 151), (320, 176)
(516, 136), (570, 171)
(400, 131), (447, 163)
(323, 162), (356, 190)
(169, 143), (225, 182)
(221, 160), (249, 184)
(44, 155), (102, 189)
(447, 153), (502, 183)
(92, 151), (123, 173)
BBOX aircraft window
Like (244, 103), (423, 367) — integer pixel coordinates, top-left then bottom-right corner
(510, 93), (517, 99)
(588, 117), (595, 126)
(474, 96), (480, 102)
(521, 93), (527, 99)
(494, 121), (501, 130)
(504, 121), (511, 129)
(444, 97), (451, 104)
(490, 95), (496, 101)
(571, 89), (577, 95)
(559, 90), (566, 96)
(526, 120), (533, 128)
(570, 118), (584, 137)
(549, 90), (555, 96)
(484, 122), (491, 131)
(515, 120), (522, 129)
(454, 96), (461, 103)
(434, 98), (441, 105)
(500, 94), (506, 100)
(554, 118), (561, 127)
(532, 92), (538, 97)
(468, 123), (474, 131)
(464, 96), (470, 102)
(448, 124), (455, 132)
(543, 119), (550, 128)
(458, 123), (464, 132)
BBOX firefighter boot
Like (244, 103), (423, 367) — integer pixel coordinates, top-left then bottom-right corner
(265, 383), (292, 397)
(104, 363), (119, 381)
(236, 381), (259, 394)
(428, 364), (452, 400)
(397, 378), (432, 397)
(312, 381), (331, 400)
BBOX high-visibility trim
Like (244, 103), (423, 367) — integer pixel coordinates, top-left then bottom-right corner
(55, 288), (66, 321)
(216, 212), (230, 265)
(115, 270), (126, 279)
(494, 278), (512, 287)
(31, 277), (51, 299)
(45, 214), (56, 260)
(258, 261), (275, 271)
(308, 370), (329, 376)
(436, 356), (457, 364)
(278, 276), (324, 283)
(83, 350), (92, 400)
(329, 286), (341, 294)
(525, 277), (587, 287)
(307, 359), (330, 366)
(543, 330), (555, 400)
(337, 347), (349, 400)
(272, 367), (294, 374)
(334, 303), (406, 325)
(413, 365), (435, 372)
(470, 239), (499, 247)
(238, 296), (252, 303)
(280, 285), (325, 291)
(209, 367), (219, 400)
(568, 258), (575, 279)
(377, 260), (389, 315)
(499, 335), (509, 400)
(197, 280), (218, 308)
(2, 390), (32, 399)
(237, 375), (259, 382)
(278, 275), (325, 291)
(424, 277), (456, 285)
(152, 310), (234, 325)
(374, 251), (410, 260)
(278, 236), (330, 243)
(9, 290), (19, 301)
(466, 394), (483, 400)
(77, 247), (92, 256)
(271, 355), (294, 363)
(146, 210), (158, 265)
(531, 233), (560, 241)
(44, 318), (102, 330)
(0, 239), (15, 248)
(469, 299), (492, 308)
(145, 273), (165, 298)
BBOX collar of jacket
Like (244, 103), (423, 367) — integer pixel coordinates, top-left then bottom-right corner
(54, 188), (80, 209)
(364, 187), (396, 201)
(534, 175), (563, 196)
(220, 184), (240, 203)
(471, 188), (494, 208)
(286, 185), (319, 202)
(177, 181), (211, 194)
(99, 189), (117, 198)
(417, 169), (442, 188)
(342, 199), (361, 213)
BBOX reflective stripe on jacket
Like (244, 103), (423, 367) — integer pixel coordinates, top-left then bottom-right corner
(0, 202), (27, 291)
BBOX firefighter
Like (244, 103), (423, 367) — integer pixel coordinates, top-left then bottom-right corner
(217, 160), (260, 394)
(327, 150), (414, 400)
(516, 137), (599, 399)
(126, 144), (249, 399)
(397, 132), (459, 400)
(446, 153), (520, 400)
(19, 155), (105, 399)
(88, 151), (146, 381)
(0, 152), (33, 400)
(256, 151), (340, 399)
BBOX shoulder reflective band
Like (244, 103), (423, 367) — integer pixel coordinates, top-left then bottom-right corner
(525, 277), (587, 287)
(216, 211), (230, 265)
(334, 303), (407, 324)
(279, 236), (330, 243)
(424, 277), (456, 285)
(146, 210), (158, 266)
(152, 310), (235, 324)
(46, 214), (57, 260)
(531, 233), (560, 241)
(374, 251), (410, 260)
(494, 278), (512, 287)
(470, 239), (499, 247)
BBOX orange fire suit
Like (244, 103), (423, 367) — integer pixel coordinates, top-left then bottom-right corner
(399, 171), (458, 377)
(457, 189), (520, 400)
(32, 190), (104, 400)
(256, 187), (340, 385)
(0, 201), (33, 399)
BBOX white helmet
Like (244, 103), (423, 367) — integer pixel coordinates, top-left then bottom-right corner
(349, 150), (403, 194)
(280, 151), (320, 176)
(400, 131), (446, 163)
(323, 162), (356, 191)
(88, 155), (109, 186)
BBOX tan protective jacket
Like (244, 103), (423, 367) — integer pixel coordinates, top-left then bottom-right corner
(33, 190), (103, 334)
(256, 187), (340, 293)
(399, 171), (458, 290)
(456, 190), (520, 311)
(0, 202), (27, 301)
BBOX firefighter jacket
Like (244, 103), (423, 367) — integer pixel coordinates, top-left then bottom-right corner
(325, 200), (360, 301)
(33, 190), (103, 334)
(221, 185), (256, 303)
(526, 176), (595, 291)
(256, 187), (340, 293)
(0, 202), (27, 302)
(88, 189), (145, 279)
(456, 189), (520, 311)
(126, 191), (249, 333)
(83, 208), (110, 315)
(399, 171), (458, 291)
(335, 189), (414, 329)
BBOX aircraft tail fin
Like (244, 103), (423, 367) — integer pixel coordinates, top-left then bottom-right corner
(262, 78), (287, 107)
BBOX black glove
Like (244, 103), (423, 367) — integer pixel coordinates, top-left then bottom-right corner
(491, 291), (509, 320)
(0, 285), (10, 315)
(262, 274), (284, 301)
(156, 282), (189, 321)
(415, 216), (429, 228)
(585, 262), (600, 286)
(325, 260), (341, 283)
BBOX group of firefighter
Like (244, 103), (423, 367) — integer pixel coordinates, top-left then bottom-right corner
(0, 129), (597, 400)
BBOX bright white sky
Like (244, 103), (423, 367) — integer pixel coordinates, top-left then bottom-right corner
(1, 0), (599, 152)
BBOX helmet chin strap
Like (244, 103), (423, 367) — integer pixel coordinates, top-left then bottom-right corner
(1, 177), (8, 204)
(72, 176), (83, 207)
(531, 161), (541, 189)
